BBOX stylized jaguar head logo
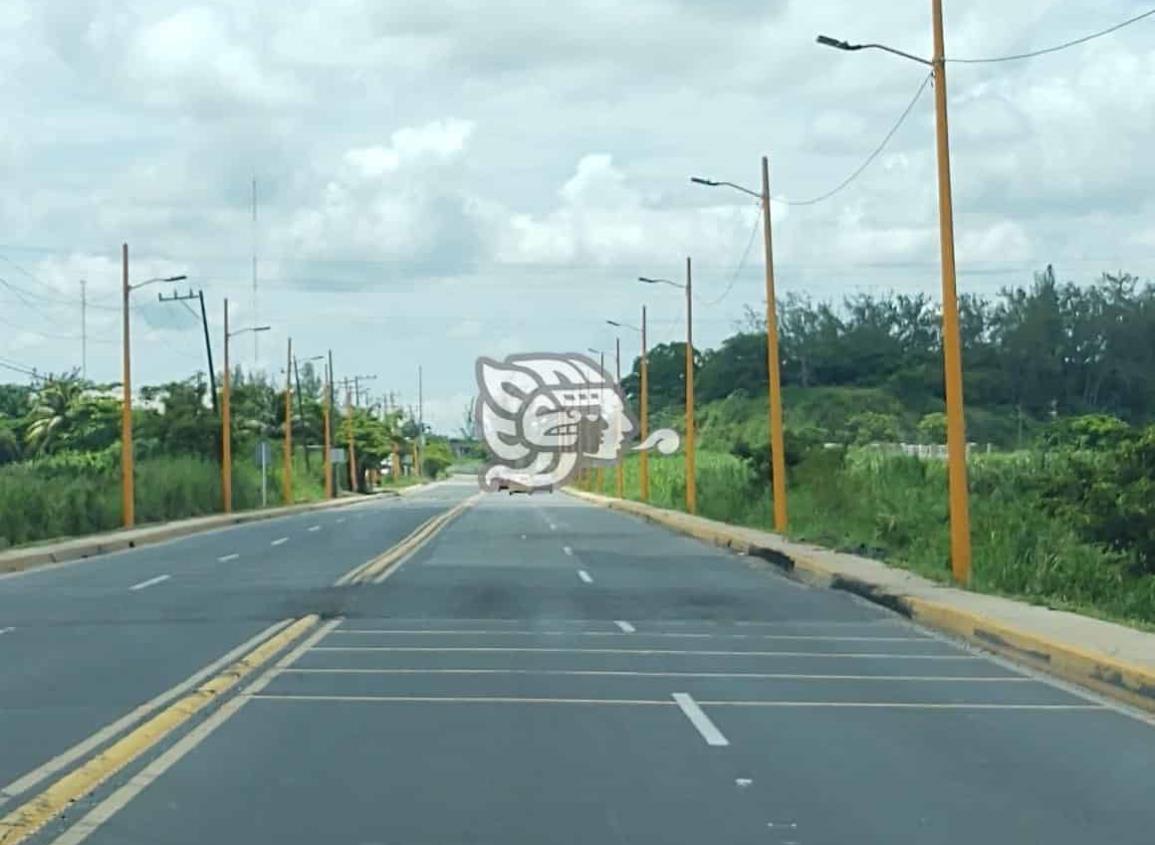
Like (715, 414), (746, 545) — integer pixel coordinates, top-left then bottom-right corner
(474, 353), (678, 492)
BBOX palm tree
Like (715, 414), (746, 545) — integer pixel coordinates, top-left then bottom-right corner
(24, 374), (85, 455)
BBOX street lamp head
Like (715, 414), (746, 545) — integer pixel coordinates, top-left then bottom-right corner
(165, 275), (188, 282)
(690, 177), (721, 187)
(638, 276), (659, 285)
(816, 34), (855, 50)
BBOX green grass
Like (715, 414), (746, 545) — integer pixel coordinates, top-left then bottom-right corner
(0, 450), (328, 550)
(585, 447), (1155, 628)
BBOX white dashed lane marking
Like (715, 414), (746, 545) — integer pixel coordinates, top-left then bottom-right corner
(270, 537), (289, 547)
(129, 575), (170, 592)
(614, 621), (635, 633)
(217, 554), (240, 563)
(307, 525), (321, 533)
(577, 570), (593, 584)
(673, 693), (730, 747)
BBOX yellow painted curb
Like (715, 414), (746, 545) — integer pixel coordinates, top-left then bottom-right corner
(0, 615), (318, 845)
(565, 487), (1155, 715)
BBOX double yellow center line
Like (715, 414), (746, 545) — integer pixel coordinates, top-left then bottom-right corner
(0, 494), (476, 845)
(335, 494), (479, 586)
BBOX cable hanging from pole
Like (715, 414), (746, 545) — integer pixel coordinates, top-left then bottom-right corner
(775, 71), (933, 208)
(948, 7), (1155, 64)
(697, 209), (761, 307)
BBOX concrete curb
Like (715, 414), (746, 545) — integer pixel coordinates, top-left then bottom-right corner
(0, 494), (385, 576)
(565, 487), (1155, 716)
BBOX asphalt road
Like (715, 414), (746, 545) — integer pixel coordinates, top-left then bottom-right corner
(7, 481), (1155, 844)
(0, 484), (465, 802)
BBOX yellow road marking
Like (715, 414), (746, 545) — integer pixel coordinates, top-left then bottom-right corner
(48, 619), (343, 845)
(0, 615), (318, 845)
(334, 494), (478, 586)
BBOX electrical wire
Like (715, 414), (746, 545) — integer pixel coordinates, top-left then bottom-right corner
(697, 210), (762, 307)
(949, 7), (1155, 64)
(775, 72), (933, 208)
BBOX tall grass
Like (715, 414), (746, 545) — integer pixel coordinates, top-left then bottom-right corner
(0, 451), (326, 550)
(588, 447), (1155, 627)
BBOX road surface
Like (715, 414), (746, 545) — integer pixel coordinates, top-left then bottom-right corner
(2, 479), (1154, 844)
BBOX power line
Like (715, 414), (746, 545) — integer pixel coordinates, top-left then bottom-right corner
(949, 7), (1155, 64)
(776, 72), (933, 208)
(697, 209), (762, 307)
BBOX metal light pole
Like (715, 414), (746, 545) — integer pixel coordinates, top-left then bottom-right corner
(283, 337), (293, 505)
(120, 243), (186, 528)
(817, 0), (972, 583)
(607, 312), (649, 501)
(221, 300), (270, 513)
(587, 348), (608, 494)
(323, 353), (333, 498)
(614, 335), (623, 498)
(639, 264), (697, 515)
(692, 158), (788, 531)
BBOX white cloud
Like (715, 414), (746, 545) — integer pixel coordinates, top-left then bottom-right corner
(3, 0), (1155, 424)
(124, 6), (303, 111)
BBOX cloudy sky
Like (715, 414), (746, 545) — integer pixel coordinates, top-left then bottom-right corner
(1, 1), (1153, 432)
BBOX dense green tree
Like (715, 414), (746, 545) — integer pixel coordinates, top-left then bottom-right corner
(24, 374), (85, 455)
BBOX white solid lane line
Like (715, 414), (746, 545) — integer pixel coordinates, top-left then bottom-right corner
(615, 620), (636, 633)
(270, 537), (289, 547)
(307, 525), (321, 533)
(578, 570), (593, 584)
(312, 646), (980, 659)
(218, 554), (240, 563)
(129, 575), (170, 592)
(673, 693), (730, 747)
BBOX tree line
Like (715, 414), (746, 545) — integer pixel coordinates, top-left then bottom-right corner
(622, 267), (1155, 435)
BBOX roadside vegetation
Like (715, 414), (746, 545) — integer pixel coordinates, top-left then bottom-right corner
(0, 364), (451, 549)
(588, 268), (1155, 627)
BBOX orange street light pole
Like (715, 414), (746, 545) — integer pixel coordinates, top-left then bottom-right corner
(641, 306), (649, 501)
(816, 0), (971, 584)
(638, 267), (696, 514)
(931, 0), (972, 584)
(606, 313), (649, 501)
(323, 352), (333, 499)
(120, 245), (186, 528)
(221, 306), (270, 513)
(684, 257), (697, 515)
(121, 244), (133, 528)
(221, 299), (232, 513)
(283, 337), (293, 505)
(614, 335), (623, 498)
(691, 158), (788, 531)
